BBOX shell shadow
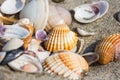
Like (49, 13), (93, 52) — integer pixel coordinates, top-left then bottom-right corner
(83, 40), (101, 66)
(113, 11), (120, 22)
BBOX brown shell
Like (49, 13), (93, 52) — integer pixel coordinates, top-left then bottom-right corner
(95, 33), (120, 64)
(44, 24), (78, 52)
(43, 50), (89, 80)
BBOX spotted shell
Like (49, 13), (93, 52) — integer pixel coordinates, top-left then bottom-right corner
(95, 33), (120, 64)
(43, 50), (89, 80)
(44, 24), (78, 52)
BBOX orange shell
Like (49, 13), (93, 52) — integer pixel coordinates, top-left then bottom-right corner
(95, 33), (120, 64)
(43, 50), (89, 80)
(44, 24), (78, 52)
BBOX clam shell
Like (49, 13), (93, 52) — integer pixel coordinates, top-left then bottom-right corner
(0, 0), (25, 14)
(44, 24), (78, 52)
(8, 54), (43, 73)
(20, 0), (49, 31)
(43, 50), (89, 80)
(95, 33), (120, 64)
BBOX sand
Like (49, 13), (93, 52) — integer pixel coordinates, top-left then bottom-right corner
(0, 0), (120, 80)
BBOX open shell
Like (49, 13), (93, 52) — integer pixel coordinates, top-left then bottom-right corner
(95, 33), (120, 64)
(44, 24), (78, 52)
(8, 54), (43, 73)
(43, 50), (89, 80)
(73, 1), (109, 23)
(0, 0), (26, 14)
(20, 0), (49, 31)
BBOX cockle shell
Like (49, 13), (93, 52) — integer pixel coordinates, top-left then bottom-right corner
(20, 0), (49, 31)
(0, 0), (26, 14)
(95, 33), (120, 64)
(43, 50), (89, 80)
(8, 53), (43, 73)
(45, 5), (72, 32)
(73, 0), (109, 23)
(44, 24), (78, 52)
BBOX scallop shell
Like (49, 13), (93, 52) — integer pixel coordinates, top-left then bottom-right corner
(95, 33), (120, 64)
(43, 50), (89, 80)
(20, 0), (49, 31)
(0, 0), (26, 14)
(44, 24), (78, 52)
(8, 54), (43, 73)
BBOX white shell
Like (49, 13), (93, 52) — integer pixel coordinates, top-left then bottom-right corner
(0, 0), (25, 14)
(74, 1), (109, 23)
(20, 0), (49, 31)
(2, 38), (23, 52)
(8, 54), (43, 73)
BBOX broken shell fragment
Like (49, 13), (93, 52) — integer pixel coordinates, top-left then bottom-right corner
(0, 0), (26, 14)
(0, 52), (6, 63)
(77, 28), (95, 36)
(52, 0), (64, 3)
(73, 1), (109, 23)
(43, 50), (89, 80)
(95, 33), (120, 64)
(20, 0), (49, 31)
(2, 38), (23, 52)
(8, 54), (43, 73)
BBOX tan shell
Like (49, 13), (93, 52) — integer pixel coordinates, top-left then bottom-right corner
(95, 33), (120, 64)
(43, 50), (89, 80)
(44, 24), (78, 52)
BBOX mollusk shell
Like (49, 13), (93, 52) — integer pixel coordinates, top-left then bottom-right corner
(20, 0), (49, 31)
(43, 50), (89, 80)
(95, 33), (120, 64)
(44, 24), (78, 52)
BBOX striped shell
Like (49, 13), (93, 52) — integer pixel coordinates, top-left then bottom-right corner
(43, 50), (89, 80)
(44, 24), (78, 52)
(95, 33), (120, 64)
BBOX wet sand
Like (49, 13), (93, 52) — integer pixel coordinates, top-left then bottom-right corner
(0, 0), (120, 80)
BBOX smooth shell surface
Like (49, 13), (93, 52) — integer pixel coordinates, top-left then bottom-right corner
(43, 50), (89, 80)
(44, 24), (78, 52)
(0, 0), (25, 14)
(20, 0), (49, 31)
(8, 54), (43, 73)
(95, 33), (120, 64)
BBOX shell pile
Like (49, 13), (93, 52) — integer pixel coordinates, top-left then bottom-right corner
(0, 0), (118, 80)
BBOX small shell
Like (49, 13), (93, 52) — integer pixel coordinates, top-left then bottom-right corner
(20, 0), (49, 31)
(95, 33), (120, 64)
(43, 50), (89, 80)
(0, 0), (26, 14)
(2, 38), (23, 52)
(77, 28), (95, 36)
(8, 54), (43, 73)
(52, 0), (64, 3)
(44, 24), (78, 52)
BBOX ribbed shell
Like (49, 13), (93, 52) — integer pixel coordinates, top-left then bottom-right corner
(95, 33), (120, 64)
(44, 24), (78, 52)
(43, 51), (89, 80)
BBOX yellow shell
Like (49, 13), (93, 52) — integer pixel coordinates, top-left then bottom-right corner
(95, 33), (120, 64)
(43, 50), (89, 80)
(44, 24), (78, 52)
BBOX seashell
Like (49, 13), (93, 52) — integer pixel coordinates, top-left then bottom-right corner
(0, 13), (17, 25)
(8, 54), (43, 73)
(0, 49), (23, 65)
(35, 30), (48, 42)
(2, 38), (23, 52)
(46, 5), (72, 32)
(52, 0), (64, 3)
(77, 28), (95, 36)
(20, 0), (49, 32)
(44, 24), (78, 52)
(73, 1), (109, 23)
(43, 50), (89, 80)
(0, 0), (26, 14)
(95, 33), (120, 64)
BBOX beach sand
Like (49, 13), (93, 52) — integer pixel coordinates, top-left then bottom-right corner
(0, 0), (120, 80)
